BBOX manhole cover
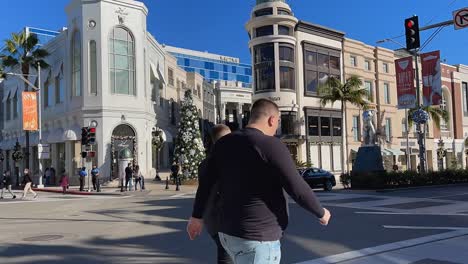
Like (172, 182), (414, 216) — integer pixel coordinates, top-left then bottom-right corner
(23, 235), (64, 242)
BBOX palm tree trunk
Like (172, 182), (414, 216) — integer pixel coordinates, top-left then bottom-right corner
(342, 101), (348, 173)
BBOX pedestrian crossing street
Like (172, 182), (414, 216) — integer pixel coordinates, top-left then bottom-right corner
(0, 192), (125, 205)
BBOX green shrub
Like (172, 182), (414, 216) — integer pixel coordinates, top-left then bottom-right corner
(349, 169), (468, 189)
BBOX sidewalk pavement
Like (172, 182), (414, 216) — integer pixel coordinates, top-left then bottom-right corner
(31, 174), (199, 196)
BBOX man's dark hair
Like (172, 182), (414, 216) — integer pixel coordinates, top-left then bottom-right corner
(249, 99), (279, 123)
(210, 124), (231, 143)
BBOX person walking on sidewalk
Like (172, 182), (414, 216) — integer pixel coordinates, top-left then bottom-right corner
(1, 170), (16, 199)
(195, 124), (232, 264)
(171, 162), (180, 185)
(79, 167), (87, 192)
(59, 171), (69, 194)
(125, 163), (133, 191)
(91, 165), (100, 192)
(188, 99), (331, 264)
(21, 168), (38, 200)
(134, 165), (144, 191)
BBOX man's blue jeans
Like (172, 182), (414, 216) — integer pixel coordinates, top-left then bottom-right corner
(218, 233), (281, 264)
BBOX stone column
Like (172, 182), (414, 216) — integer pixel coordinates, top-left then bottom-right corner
(65, 141), (74, 184)
(220, 103), (227, 124)
(237, 103), (244, 129)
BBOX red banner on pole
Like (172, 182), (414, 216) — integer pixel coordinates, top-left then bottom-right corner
(421, 50), (442, 106)
(395, 56), (416, 109)
(22, 91), (38, 131)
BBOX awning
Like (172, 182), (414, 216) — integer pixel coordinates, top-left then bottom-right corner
(1, 139), (15, 149)
(11, 88), (18, 100)
(53, 62), (63, 78)
(351, 148), (404, 156)
(150, 61), (166, 84)
(62, 125), (81, 141)
(157, 63), (166, 84)
(161, 129), (173, 143)
(47, 128), (64, 143)
(387, 148), (404, 156)
(2, 90), (11, 102)
(381, 148), (392, 156)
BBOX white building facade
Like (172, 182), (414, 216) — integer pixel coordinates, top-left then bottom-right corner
(0, 0), (167, 184)
(246, 0), (345, 173)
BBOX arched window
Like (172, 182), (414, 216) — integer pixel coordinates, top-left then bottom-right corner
(109, 27), (135, 95)
(89, 40), (97, 95)
(71, 30), (82, 97)
(440, 91), (449, 131)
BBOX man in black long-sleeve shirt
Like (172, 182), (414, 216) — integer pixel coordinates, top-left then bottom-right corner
(188, 99), (331, 264)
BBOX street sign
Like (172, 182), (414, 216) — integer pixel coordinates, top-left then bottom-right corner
(453, 8), (468, 30)
(38, 144), (50, 160)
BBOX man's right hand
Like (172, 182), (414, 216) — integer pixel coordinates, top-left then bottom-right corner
(319, 208), (331, 226)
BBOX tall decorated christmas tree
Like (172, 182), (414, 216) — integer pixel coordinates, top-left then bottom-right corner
(173, 90), (206, 180)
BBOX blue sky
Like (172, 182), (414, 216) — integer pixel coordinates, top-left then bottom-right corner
(1, 0), (467, 65)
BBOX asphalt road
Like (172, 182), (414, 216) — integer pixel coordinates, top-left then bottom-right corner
(1, 184), (467, 264)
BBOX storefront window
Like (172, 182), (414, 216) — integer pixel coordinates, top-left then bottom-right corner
(254, 8), (273, 17)
(303, 44), (341, 96)
(256, 25), (274, 37)
(254, 43), (275, 92)
(321, 117), (331, 136)
(281, 112), (296, 135)
(332, 118), (342, 137)
(308, 116), (319, 136)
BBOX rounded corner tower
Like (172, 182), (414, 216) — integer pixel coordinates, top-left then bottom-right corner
(246, 0), (299, 111)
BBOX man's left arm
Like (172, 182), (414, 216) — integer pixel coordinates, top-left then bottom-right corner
(188, 154), (218, 240)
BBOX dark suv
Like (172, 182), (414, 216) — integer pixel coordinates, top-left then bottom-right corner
(298, 168), (336, 191)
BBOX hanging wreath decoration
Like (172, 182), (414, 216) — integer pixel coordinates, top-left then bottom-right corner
(152, 127), (165, 151)
(412, 108), (429, 124)
(12, 150), (24, 162)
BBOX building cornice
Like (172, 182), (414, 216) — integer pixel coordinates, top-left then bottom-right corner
(296, 21), (345, 41)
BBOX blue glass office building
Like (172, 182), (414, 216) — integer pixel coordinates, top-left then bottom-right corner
(26, 27), (60, 46)
(165, 46), (253, 87)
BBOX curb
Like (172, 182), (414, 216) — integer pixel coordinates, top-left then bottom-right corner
(375, 183), (468, 193)
(32, 188), (124, 196)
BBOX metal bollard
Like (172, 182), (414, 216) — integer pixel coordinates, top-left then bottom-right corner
(175, 177), (180, 191)
(165, 177), (169, 190)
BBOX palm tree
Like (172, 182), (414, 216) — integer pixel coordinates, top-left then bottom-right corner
(318, 75), (369, 172)
(1, 31), (49, 167)
(0, 64), (5, 79)
(407, 106), (449, 129)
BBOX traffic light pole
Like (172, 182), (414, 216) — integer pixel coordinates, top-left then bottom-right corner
(413, 50), (426, 173)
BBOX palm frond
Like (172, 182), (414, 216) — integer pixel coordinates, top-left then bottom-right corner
(2, 55), (18, 67)
(25, 33), (39, 51)
(32, 48), (49, 59)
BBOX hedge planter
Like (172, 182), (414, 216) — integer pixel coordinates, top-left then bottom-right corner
(341, 169), (468, 190)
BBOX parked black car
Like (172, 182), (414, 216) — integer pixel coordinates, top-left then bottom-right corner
(298, 167), (336, 191)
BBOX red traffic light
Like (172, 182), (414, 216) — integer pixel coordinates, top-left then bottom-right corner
(406, 20), (415, 28)
(89, 127), (96, 133)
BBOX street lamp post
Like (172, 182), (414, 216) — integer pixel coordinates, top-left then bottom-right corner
(12, 140), (23, 187)
(6, 63), (44, 188)
(376, 38), (427, 173)
(437, 138), (446, 170)
(152, 127), (164, 181)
